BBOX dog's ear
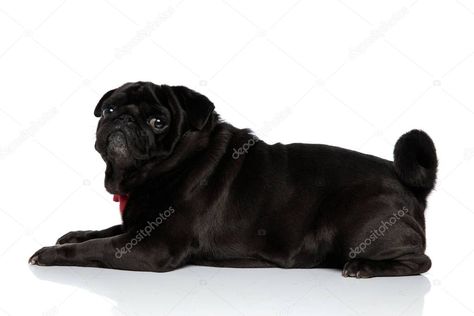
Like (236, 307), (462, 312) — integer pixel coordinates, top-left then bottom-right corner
(94, 89), (116, 117)
(171, 86), (215, 130)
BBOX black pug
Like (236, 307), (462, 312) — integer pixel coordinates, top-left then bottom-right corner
(29, 81), (437, 278)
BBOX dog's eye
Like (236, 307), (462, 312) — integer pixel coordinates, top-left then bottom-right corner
(102, 105), (115, 117)
(148, 118), (165, 131)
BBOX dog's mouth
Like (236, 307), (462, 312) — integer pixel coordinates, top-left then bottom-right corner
(102, 129), (152, 194)
(103, 127), (150, 163)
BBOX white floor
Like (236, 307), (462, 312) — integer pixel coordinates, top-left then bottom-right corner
(2, 247), (473, 315)
(1, 0), (474, 315)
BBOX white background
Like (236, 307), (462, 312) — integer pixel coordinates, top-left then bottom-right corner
(1, 0), (473, 315)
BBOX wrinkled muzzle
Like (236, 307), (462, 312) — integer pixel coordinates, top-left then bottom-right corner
(107, 131), (129, 162)
(96, 117), (151, 168)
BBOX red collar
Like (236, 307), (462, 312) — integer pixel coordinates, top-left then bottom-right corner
(113, 194), (129, 215)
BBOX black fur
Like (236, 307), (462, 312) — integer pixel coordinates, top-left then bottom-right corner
(394, 130), (438, 200)
(30, 82), (437, 278)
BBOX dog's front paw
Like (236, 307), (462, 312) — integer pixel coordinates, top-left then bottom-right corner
(56, 230), (93, 245)
(29, 246), (59, 266)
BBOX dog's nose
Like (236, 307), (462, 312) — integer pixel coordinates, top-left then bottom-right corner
(107, 131), (130, 163)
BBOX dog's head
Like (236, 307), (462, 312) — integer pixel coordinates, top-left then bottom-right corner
(94, 82), (215, 194)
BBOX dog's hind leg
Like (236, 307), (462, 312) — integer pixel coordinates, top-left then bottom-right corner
(338, 194), (430, 278)
(342, 254), (431, 278)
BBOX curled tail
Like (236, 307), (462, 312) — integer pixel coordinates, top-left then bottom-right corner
(394, 130), (438, 200)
